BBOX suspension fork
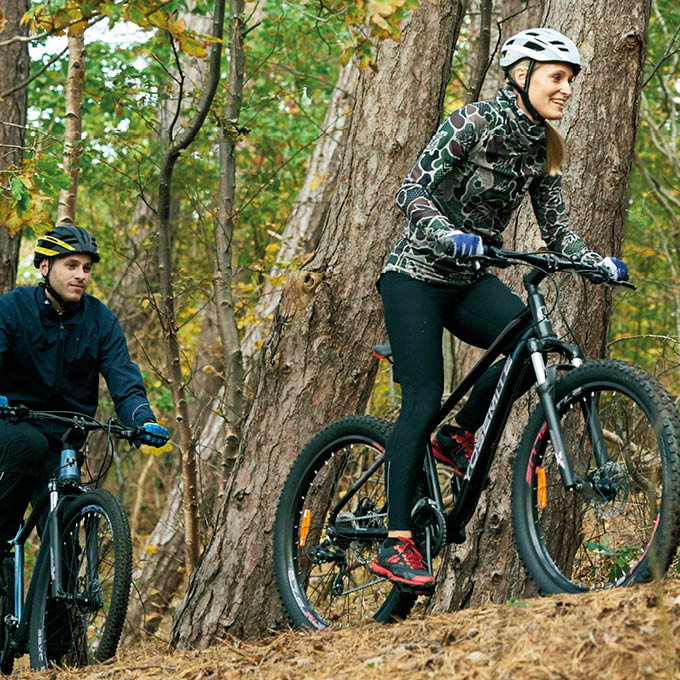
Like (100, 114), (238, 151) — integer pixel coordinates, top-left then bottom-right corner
(578, 390), (610, 468)
(528, 338), (584, 490)
(47, 482), (70, 600)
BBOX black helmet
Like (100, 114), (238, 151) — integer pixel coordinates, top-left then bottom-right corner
(34, 223), (100, 268)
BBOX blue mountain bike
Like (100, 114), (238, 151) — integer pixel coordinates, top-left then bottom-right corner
(0, 406), (143, 672)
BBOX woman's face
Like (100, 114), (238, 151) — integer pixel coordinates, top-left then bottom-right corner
(515, 62), (575, 122)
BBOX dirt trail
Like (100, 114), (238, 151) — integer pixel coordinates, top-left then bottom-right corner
(12, 577), (680, 679)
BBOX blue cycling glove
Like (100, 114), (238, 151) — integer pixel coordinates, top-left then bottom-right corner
(599, 257), (628, 282)
(442, 232), (484, 260)
(0, 396), (7, 416)
(136, 422), (169, 448)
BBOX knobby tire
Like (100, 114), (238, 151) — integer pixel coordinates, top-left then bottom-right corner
(273, 416), (417, 629)
(512, 360), (680, 594)
(29, 489), (132, 670)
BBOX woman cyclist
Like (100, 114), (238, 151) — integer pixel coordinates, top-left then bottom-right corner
(370, 28), (629, 588)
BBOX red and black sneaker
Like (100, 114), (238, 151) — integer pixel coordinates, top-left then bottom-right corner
(432, 425), (475, 476)
(370, 537), (435, 588)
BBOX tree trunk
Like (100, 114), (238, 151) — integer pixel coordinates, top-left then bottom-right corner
(239, 61), (358, 369)
(431, 0), (651, 614)
(0, 0), (29, 294)
(157, 0), (226, 577)
(213, 0), (246, 469)
(171, 0), (464, 645)
(57, 28), (85, 223)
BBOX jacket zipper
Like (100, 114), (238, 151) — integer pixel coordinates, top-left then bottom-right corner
(55, 314), (65, 390)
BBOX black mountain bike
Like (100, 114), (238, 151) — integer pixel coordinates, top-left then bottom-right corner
(0, 406), (139, 672)
(273, 248), (680, 630)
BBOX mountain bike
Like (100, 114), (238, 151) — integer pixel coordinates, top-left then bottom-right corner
(0, 406), (141, 672)
(273, 247), (680, 630)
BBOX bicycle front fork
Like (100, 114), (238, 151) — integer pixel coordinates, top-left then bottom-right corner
(529, 338), (587, 491)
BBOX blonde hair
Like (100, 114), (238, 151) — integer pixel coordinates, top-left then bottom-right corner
(510, 60), (566, 175)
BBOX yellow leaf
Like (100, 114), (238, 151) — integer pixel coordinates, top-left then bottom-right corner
(145, 544), (159, 555)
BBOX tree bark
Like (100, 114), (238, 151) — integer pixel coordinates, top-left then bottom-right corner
(57, 28), (85, 223)
(0, 0), (29, 294)
(431, 0), (651, 614)
(171, 0), (464, 645)
(239, 61), (358, 369)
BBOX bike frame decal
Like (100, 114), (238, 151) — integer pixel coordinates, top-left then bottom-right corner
(299, 509), (312, 547)
(526, 424), (548, 484)
(465, 355), (514, 481)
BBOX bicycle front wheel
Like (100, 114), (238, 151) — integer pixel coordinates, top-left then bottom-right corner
(29, 489), (132, 670)
(273, 416), (417, 630)
(512, 360), (680, 594)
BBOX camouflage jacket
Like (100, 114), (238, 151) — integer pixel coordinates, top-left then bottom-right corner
(382, 88), (599, 285)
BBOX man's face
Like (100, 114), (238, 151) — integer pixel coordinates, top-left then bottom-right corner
(39, 253), (93, 306)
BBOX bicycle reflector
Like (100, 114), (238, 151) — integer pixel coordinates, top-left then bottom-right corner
(299, 509), (312, 547)
(537, 467), (547, 509)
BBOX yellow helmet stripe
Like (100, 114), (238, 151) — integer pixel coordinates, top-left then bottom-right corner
(40, 235), (76, 251)
(35, 246), (61, 257)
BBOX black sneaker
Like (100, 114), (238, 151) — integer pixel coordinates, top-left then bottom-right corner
(370, 537), (435, 588)
(432, 425), (475, 476)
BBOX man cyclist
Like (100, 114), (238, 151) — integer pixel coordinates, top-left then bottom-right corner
(0, 222), (169, 557)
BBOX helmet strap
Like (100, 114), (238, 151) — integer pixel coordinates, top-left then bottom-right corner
(505, 59), (545, 124)
(39, 259), (76, 314)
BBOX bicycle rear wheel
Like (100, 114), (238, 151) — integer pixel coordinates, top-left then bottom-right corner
(29, 489), (132, 670)
(512, 360), (680, 593)
(273, 416), (418, 629)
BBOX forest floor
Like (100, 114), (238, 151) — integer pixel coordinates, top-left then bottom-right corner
(11, 575), (680, 680)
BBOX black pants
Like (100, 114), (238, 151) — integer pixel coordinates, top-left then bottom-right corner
(0, 421), (57, 544)
(380, 271), (531, 530)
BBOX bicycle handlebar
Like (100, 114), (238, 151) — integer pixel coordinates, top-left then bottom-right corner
(0, 405), (144, 443)
(476, 247), (636, 290)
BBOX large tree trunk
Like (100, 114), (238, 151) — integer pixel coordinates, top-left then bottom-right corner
(172, 0), (464, 645)
(431, 0), (651, 614)
(0, 0), (29, 294)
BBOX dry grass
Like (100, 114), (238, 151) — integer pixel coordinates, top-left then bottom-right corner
(11, 577), (680, 680)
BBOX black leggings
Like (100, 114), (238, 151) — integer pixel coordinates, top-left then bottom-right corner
(379, 271), (530, 531)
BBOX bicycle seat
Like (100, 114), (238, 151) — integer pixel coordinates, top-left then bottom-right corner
(372, 344), (392, 360)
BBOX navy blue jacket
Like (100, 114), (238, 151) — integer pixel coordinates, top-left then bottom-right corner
(0, 285), (155, 441)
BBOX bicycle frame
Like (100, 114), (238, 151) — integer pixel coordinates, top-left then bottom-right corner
(4, 466), (84, 659)
(327, 260), (604, 547)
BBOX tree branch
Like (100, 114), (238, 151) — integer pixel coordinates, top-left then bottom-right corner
(0, 45), (68, 100)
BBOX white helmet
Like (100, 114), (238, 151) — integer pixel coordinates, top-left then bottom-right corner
(500, 28), (581, 74)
